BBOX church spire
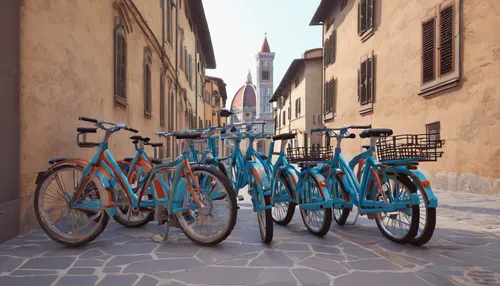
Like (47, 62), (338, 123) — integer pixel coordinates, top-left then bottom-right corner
(246, 69), (252, 84)
(260, 34), (271, 53)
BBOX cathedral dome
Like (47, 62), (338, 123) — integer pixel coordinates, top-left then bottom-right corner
(230, 71), (257, 111)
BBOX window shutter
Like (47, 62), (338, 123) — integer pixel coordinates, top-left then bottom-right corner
(323, 83), (327, 113)
(330, 80), (335, 112)
(367, 56), (373, 103)
(439, 5), (454, 76)
(357, 68), (360, 102)
(422, 19), (436, 83)
(358, 0), (362, 35)
(359, 0), (367, 34)
(360, 60), (367, 104)
(324, 39), (329, 67)
(367, 0), (374, 29)
(331, 30), (336, 64)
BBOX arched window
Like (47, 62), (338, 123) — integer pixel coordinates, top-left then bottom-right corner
(143, 46), (152, 118)
(114, 24), (127, 106)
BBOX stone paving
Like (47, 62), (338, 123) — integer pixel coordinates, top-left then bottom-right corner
(1, 189), (500, 286)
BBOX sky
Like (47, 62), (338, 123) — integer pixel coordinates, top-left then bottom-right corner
(203, 0), (323, 108)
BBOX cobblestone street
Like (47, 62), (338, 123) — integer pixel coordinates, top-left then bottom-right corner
(1, 189), (500, 286)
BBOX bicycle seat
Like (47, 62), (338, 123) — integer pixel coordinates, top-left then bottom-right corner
(130, 136), (151, 142)
(173, 131), (203, 139)
(273, 133), (296, 141)
(123, 157), (133, 162)
(147, 142), (163, 147)
(151, 158), (162, 164)
(359, 129), (393, 138)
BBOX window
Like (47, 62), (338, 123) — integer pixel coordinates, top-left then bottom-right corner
(324, 30), (336, 66)
(262, 70), (269, 80)
(294, 76), (300, 88)
(184, 49), (188, 78)
(295, 98), (301, 118)
(282, 111), (286, 126)
(420, 0), (460, 97)
(324, 78), (336, 116)
(426, 122), (441, 141)
(144, 47), (152, 118)
(179, 29), (184, 71)
(188, 54), (193, 87)
(168, 79), (174, 131)
(358, 0), (374, 40)
(358, 52), (374, 114)
(313, 115), (316, 125)
(166, 0), (173, 45)
(160, 74), (165, 125)
(114, 24), (127, 106)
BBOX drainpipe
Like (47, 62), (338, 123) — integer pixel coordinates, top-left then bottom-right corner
(174, 1), (179, 156)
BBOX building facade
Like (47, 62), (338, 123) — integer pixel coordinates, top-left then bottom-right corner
(271, 48), (325, 150)
(310, 0), (500, 194)
(0, 0), (220, 242)
(204, 76), (228, 127)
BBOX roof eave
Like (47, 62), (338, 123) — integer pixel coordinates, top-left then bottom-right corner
(188, 0), (216, 69)
(269, 59), (305, 102)
(309, 0), (336, 26)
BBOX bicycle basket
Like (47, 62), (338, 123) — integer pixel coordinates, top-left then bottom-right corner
(375, 133), (445, 162)
(286, 146), (334, 164)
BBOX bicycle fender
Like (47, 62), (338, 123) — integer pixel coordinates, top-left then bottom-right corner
(278, 165), (297, 190)
(409, 170), (438, 208)
(248, 161), (271, 190)
(305, 170), (331, 201)
(172, 177), (187, 209)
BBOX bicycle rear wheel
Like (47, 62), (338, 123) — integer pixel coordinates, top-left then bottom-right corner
(176, 166), (237, 246)
(405, 175), (436, 246)
(300, 176), (332, 237)
(34, 165), (109, 247)
(374, 173), (419, 244)
(332, 176), (351, 226)
(113, 162), (154, 228)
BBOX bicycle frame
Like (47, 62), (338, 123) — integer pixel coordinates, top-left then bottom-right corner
(324, 137), (420, 214)
(68, 141), (206, 218)
(270, 139), (335, 210)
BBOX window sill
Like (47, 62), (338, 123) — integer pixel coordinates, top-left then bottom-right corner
(324, 112), (334, 121)
(359, 102), (373, 115)
(144, 111), (152, 119)
(114, 96), (127, 108)
(419, 77), (460, 97)
(359, 27), (374, 42)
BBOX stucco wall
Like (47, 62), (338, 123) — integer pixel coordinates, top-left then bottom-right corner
(323, 0), (500, 194)
(304, 59), (324, 146)
(19, 0), (172, 233)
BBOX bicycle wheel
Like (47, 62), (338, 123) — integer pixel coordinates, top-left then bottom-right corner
(176, 165), (237, 246)
(113, 162), (154, 228)
(34, 165), (109, 247)
(374, 173), (419, 244)
(272, 174), (296, 226)
(332, 176), (351, 226)
(299, 176), (332, 236)
(405, 175), (436, 246)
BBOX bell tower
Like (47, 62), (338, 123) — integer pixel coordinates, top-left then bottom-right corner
(255, 34), (275, 120)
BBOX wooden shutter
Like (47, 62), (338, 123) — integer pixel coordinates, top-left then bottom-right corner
(422, 19), (436, 83)
(358, 0), (367, 35)
(324, 39), (329, 67)
(439, 5), (454, 76)
(331, 30), (336, 64)
(360, 60), (367, 104)
(367, 57), (373, 103)
(160, 76), (165, 123)
(323, 83), (327, 113)
(367, 0), (374, 29)
(331, 79), (336, 114)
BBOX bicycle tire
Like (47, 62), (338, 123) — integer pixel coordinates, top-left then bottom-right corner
(299, 177), (332, 237)
(374, 174), (420, 244)
(258, 195), (273, 244)
(405, 175), (436, 246)
(332, 175), (351, 226)
(176, 165), (237, 246)
(34, 165), (109, 247)
(272, 174), (296, 226)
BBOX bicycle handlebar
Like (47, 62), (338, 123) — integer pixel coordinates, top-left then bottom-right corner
(78, 116), (138, 134)
(79, 116), (98, 123)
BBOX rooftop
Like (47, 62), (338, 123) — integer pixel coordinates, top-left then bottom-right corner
(188, 0), (216, 68)
(309, 0), (337, 26)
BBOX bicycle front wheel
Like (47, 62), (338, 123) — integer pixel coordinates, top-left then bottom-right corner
(405, 175), (436, 246)
(374, 173), (419, 244)
(272, 174), (296, 226)
(34, 165), (109, 247)
(299, 176), (332, 237)
(176, 166), (237, 246)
